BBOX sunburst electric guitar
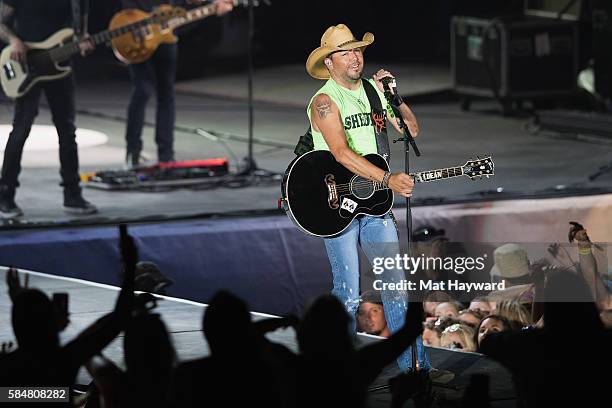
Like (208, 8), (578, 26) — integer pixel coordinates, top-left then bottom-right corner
(109, 0), (262, 64)
(281, 151), (495, 237)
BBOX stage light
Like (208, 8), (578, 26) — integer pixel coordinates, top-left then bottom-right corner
(0, 125), (108, 152)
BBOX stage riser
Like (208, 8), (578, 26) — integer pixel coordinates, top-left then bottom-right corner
(1, 194), (611, 316)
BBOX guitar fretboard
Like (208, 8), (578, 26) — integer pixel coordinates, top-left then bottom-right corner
(413, 166), (464, 183)
(367, 166), (465, 192)
(168, 4), (217, 29)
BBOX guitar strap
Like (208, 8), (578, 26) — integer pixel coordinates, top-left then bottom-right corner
(294, 80), (391, 162)
(362, 79), (390, 163)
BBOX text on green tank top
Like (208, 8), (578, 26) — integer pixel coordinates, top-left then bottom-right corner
(307, 79), (387, 156)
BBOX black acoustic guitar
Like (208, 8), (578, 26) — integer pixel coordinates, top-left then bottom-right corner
(281, 150), (494, 237)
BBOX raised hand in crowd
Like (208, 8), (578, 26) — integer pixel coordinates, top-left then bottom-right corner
(116, 224), (138, 317)
(5, 267), (29, 302)
(568, 221), (589, 244)
(1, 341), (15, 354)
(568, 222), (611, 307)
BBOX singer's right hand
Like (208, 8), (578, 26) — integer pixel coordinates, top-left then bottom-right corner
(372, 69), (395, 94)
(387, 172), (414, 198)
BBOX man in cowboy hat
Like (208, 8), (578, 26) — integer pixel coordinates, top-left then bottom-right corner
(305, 24), (429, 372)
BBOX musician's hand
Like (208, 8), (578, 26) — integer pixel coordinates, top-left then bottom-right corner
(78, 34), (95, 57)
(388, 172), (414, 198)
(372, 69), (396, 95)
(6, 267), (29, 302)
(571, 226), (589, 242)
(9, 37), (27, 64)
(213, 0), (234, 16)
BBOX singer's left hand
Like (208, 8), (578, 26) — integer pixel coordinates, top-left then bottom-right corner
(372, 69), (395, 94)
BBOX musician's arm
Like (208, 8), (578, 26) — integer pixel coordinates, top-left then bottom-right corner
(311, 94), (386, 184)
(370, 71), (420, 138)
(311, 94), (414, 197)
(0, 2), (18, 44)
(395, 102), (419, 138)
(0, 2), (27, 63)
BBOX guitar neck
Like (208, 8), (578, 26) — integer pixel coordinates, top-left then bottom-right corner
(50, 1), (244, 61)
(369, 165), (464, 193)
(413, 166), (464, 183)
(49, 16), (164, 61)
(168, 4), (218, 30)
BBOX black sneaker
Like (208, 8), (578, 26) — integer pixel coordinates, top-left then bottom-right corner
(0, 195), (23, 218)
(64, 195), (98, 215)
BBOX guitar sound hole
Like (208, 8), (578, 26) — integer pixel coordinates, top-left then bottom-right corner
(350, 176), (374, 199)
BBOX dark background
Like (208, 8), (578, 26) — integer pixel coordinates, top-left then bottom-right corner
(55, 0), (610, 101)
(82, 0), (531, 79)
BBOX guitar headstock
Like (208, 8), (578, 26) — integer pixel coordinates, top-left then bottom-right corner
(463, 156), (494, 180)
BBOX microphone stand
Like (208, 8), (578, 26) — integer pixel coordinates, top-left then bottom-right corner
(230, 0), (279, 185)
(382, 81), (432, 407)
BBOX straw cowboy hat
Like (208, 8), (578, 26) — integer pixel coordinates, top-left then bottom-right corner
(306, 24), (374, 80)
(490, 243), (530, 280)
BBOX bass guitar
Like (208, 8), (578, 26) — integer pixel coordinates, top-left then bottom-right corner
(0, 6), (185, 98)
(281, 150), (494, 237)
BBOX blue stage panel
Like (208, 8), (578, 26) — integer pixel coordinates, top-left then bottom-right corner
(0, 216), (332, 315)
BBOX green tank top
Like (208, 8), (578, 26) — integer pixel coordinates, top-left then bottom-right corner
(307, 78), (389, 156)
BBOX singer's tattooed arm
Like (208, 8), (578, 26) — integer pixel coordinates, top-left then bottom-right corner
(315, 95), (333, 119)
(310, 93), (414, 198)
(0, 3), (17, 44)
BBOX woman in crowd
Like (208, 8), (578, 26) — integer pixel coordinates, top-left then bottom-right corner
(475, 314), (512, 350)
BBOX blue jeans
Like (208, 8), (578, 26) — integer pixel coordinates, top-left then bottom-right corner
(323, 213), (430, 372)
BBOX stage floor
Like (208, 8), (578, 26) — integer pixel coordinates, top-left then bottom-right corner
(0, 267), (516, 407)
(0, 63), (611, 226)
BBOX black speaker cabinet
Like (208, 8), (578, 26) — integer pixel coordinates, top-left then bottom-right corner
(452, 16), (579, 100)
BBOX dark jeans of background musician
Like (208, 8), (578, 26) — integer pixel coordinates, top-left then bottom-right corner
(0, 75), (80, 192)
(125, 43), (177, 163)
